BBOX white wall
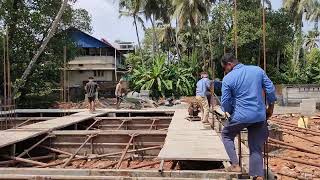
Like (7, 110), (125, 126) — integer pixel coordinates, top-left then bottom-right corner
(282, 85), (320, 105)
(68, 70), (114, 87)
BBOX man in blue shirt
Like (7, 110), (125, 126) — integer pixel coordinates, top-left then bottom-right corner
(220, 53), (276, 179)
(196, 72), (211, 124)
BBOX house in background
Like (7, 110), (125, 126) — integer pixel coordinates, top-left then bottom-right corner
(66, 28), (133, 99)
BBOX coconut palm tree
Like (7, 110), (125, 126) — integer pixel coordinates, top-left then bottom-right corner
(305, 30), (320, 51)
(119, 0), (145, 49)
(172, 0), (212, 31)
(305, 0), (320, 30)
(283, 0), (307, 65)
(142, 0), (173, 55)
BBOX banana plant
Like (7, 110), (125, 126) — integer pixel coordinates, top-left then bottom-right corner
(131, 54), (173, 97)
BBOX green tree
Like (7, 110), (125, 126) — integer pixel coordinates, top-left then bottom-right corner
(305, 48), (320, 83)
(0, 0), (92, 108)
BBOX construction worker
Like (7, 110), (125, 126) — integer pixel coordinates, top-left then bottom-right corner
(196, 72), (211, 124)
(220, 53), (276, 179)
(115, 79), (126, 109)
(85, 77), (98, 113)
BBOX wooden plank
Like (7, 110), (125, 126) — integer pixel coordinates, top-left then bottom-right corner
(96, 117), (172, 120)
(158, 109), (229, 161)
(0, 111), (106, 149)
(0, 168), (240, 179)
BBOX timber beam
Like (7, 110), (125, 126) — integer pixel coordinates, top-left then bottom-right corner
(0, 168), (239, 179)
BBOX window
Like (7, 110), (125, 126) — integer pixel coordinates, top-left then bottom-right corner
(94, 70), (104, 77)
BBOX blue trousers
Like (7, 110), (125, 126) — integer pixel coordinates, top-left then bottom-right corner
(222, 120), (268, 177)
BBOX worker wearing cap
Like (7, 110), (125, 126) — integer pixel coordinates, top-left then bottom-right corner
(196, 72), (211, 124)
(220, 53), (276, 180)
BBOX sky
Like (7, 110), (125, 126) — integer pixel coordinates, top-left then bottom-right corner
(74, 0), (309, 45)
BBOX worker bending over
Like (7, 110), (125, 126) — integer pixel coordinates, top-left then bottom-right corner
(220, 53), (276, 180)
(196, 72), (211, 124)
(115, 79), (126, 109)
(85, 77), (98, 113)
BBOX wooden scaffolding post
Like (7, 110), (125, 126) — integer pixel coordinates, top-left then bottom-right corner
(62, 134), (96, 168)
(63, 45), (67, 103)
(3, 30), (7, 107)
(6, 26), (11, 106)
(262, 0), (267, 72)
(262, 1), (268, 179)
(233, 0), (238, 58)
(116, 133), (137, 169)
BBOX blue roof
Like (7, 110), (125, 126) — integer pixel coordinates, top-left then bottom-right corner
(68, 28), (114, 49)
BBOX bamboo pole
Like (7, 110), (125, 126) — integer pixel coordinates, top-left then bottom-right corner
(0, 154), (55, 166)
(62, 134), (96, 168)
(6, 26), (11, 106)
(15, 118), (32, 128)
(5, 156), (47, 166)
(17, 135), (53, 158)
(149, 119), (158, 130)
(117, 120), (129, 130)
(115, 134), (137, 169)
(233, 0), (238, 58)
(86, 119), (101, 130)
(3, 30), (7, 107)
(262, 0), (267, 72)
(63, 45), (66, 103)
(40, 145), (86, 158)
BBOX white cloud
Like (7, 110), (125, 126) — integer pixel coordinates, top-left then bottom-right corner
(74, 0), (146, 44)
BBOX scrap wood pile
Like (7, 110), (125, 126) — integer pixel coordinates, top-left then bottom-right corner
(268, 114), (320, 180)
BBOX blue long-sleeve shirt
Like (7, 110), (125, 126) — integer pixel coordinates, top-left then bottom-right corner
(221, 64), (277, 123)
(196, 78), (211, 97)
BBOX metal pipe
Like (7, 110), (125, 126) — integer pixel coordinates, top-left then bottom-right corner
(269, 138), (320, 156)
(284, 130), (320, 145)
(269, 154), (320, 168)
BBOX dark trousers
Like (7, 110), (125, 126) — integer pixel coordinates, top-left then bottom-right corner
(222, 120), (268, 177)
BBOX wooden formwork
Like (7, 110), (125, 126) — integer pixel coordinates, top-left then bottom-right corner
(91, 117), (172, 130)
(48, 130), (166, 156)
